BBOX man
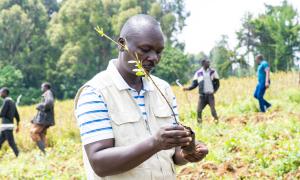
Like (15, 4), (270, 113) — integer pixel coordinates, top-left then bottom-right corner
(183, 59), (220, 124)
(254, 54), (271, 112)
(30, 82), (55, 154)
(0, 87), (20, 157)
(74, 14), (208, 180)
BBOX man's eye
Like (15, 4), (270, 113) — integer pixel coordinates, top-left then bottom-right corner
(140, 47), (150, 53)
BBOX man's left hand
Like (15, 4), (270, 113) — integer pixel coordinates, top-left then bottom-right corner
(181, 142), (208, 162)
(265, 82), (270, 89)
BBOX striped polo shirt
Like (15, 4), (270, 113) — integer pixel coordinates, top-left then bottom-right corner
(75, 62), (179, 145)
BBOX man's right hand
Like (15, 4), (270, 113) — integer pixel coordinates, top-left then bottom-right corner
(152, 125), (192, 151)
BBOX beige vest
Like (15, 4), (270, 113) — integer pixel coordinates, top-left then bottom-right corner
(75, 69), (177, 180)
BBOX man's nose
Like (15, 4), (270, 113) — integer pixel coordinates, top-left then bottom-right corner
(147, 51), (159, 63)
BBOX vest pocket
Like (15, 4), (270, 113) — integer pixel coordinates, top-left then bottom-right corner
(109, 112), (142, 146)
(153, 106), (175, 127)
(110, 112), (140, 125)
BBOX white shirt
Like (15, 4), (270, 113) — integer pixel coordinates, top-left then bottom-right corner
(203, 69), (214, 94)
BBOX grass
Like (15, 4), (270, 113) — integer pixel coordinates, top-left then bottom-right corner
(0, 72), (299, 179)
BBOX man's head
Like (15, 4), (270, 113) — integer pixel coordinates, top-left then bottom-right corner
(201, 59), (210, 69)
(255, 54), (264, 64)
(117, 14), (165, 75)
(0, 87), (9, 98)
(41, 82), (51, 92)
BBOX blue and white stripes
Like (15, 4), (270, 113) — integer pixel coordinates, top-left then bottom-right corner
(130, 88), (148, 120)
(75, 87), (113, 145)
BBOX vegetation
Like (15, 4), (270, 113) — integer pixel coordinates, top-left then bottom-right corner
(0, 0), (189, 104)
(0, 72), (299, 179)
(1, 0), (300, 104)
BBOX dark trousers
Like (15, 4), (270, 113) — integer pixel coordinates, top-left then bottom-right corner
(197, 94), (218, 122)
(254, 83), (271, 112)
(0, 130), (19, 157)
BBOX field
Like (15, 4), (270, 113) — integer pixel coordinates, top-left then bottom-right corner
(0, 72), (299, 179)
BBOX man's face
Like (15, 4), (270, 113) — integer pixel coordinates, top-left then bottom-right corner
(41, 84), (47, 92)
(255, 57), (261, 65)
(121, 27), (164, 75)
(203, 60), (210, 69)
(0, 90), (6, 98)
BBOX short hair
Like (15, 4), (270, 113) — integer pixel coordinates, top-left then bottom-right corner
(120, 14), (161, 39)
(0, 87), (9, 95)
(201, 58), (209, 65)
(42, 82), (51, 89)
(256, 54), (264, 61)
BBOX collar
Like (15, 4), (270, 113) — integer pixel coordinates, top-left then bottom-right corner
(3, 97), (12, 101)
(199, 67), (211, 72)
(106, 59), (154, 91)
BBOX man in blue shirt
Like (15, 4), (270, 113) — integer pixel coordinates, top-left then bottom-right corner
(254, 54), (271, 112)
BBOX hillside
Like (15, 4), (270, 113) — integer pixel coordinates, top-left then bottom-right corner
(0, 72), (299, 179)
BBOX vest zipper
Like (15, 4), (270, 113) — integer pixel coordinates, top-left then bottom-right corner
(143, 92), (166, 180)
(144, 119), (152, 134)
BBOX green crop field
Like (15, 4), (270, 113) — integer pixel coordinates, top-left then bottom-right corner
(0, 72), (299, 179)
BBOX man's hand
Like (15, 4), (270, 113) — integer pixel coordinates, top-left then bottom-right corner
(153, 125), (192, 151)
(182, 87), (188, 91)
(265, 82), (270, 89)
(181, 142), (208, 162)
(15, 125), (20, 133)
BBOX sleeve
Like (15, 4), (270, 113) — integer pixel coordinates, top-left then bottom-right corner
(187, 80), (199, 91)
(192, 72), (198, 81)
(263, 62), (269, 71)
(14, 107), (20, 125)
(213, 79), (220, 92)
(186, 72), (199, 90)
(75, 87), (114, 145)
(44, 91), (54, 111)
(213, 70), (220, 79)
(0, 100), (9, 118)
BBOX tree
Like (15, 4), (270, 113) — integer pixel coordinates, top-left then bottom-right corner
(43, 0), (59, 17)
(153, 45), (190, 84)
(0, 65), (23, 89)
(0, 0), (52, 88)
(236, 0), (300, 71)
(150, 0), (189, 46)
(47, 0), (190, 98)
(47, 0), (113, 98)
(210, 35), (233, 78)
(0, 0), (190, 102)
(186, 51), (208, 77)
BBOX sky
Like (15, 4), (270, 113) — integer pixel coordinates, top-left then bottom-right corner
(178, 0), (300, 55)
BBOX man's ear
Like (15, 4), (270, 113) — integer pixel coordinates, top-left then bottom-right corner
(118, 37), (126, 52)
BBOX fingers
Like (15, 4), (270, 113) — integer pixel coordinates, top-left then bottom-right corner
(182, 143), (209, 162)
(163, 125), (191, 137)
(164, 125), (185, 131)
(163, 130), (191, 138)
(195, 143), (209, 155)
(183, 151), (207, 162)
(165, 136), (192, 145)
(183, 154), (199, 162)
(155, 125), (194, 150)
